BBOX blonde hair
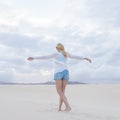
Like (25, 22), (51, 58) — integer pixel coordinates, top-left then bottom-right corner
(56, 43), (67, 57)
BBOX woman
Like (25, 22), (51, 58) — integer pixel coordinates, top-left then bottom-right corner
(27, 43), (91, 112)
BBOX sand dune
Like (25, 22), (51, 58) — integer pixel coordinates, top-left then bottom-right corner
(0, 84), (120, 120)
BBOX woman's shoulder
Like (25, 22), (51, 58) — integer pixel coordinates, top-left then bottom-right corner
(66, 52), (71, 56)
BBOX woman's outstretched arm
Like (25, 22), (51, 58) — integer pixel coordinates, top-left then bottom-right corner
(67, 53), (92, 63)
(27, 53), (57, 61)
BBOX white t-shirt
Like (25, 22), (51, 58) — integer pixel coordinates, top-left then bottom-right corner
(54, 52), (68, 73)
(34, 52), (84, 73)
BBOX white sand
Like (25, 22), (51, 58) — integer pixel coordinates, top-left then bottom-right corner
(0, 84), (120, 120)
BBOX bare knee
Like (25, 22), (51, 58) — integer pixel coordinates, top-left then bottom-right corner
(57, 89), (64, 97)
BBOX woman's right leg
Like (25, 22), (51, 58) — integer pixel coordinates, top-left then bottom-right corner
(59, 80), (66, 111)
(59, 80), (68, 111)
(55, 80), (71, 111)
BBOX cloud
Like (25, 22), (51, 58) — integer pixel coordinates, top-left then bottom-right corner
(0, 70), (14, 83)
(0, 32), (41, 49)
(0, 0), (120, 83)
(86, 0), (120, 27)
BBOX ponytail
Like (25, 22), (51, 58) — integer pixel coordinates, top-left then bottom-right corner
(61, 50), (67, 58)
(56, 43), (67, 57)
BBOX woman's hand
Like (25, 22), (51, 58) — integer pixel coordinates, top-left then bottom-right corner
(84, 58), (92, 63)
(27, 57), (34, 61)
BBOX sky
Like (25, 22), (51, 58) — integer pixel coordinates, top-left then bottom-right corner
(0, 0), (120, 83)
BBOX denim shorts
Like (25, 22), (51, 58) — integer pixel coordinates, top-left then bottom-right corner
(54, 70), (69, 81)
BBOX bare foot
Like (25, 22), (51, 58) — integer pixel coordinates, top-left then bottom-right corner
(58, 109), (62, 111)
(64, 107), (71, 112)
